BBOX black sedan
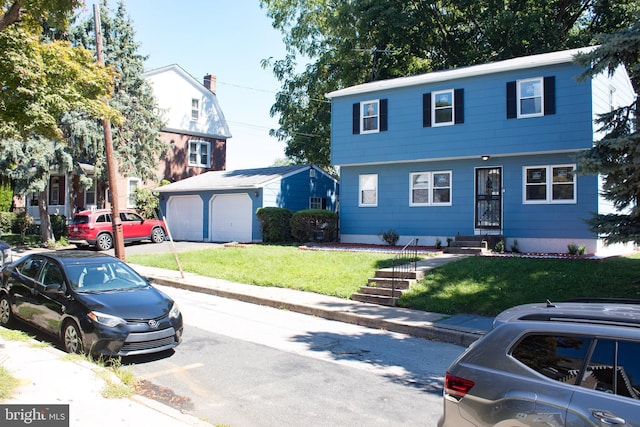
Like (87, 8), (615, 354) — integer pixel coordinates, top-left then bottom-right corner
(0, 251), (183, 356)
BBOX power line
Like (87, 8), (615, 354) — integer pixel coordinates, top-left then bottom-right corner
(218, 80), (330, 104)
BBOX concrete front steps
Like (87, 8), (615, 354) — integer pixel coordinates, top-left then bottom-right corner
(351, 267), (426, 306)
(444, 235), (503, 255)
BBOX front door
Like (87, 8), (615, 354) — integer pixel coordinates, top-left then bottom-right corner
(475, 167), (502, 230)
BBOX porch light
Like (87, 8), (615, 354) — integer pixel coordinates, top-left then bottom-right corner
(481, 155), (490, 161)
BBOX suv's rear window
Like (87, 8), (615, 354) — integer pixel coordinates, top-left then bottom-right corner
(512, 334), (592, 382)
(512, 334), (640, 400)
(70, 215), (90, 225)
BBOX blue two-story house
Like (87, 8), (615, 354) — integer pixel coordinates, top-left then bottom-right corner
(326, 47), (635, 256)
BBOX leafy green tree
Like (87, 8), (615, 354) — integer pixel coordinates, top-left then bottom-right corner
(574, 15), (640, 245)
(133, 187), (159, 219)
(0, 1), (117, 243)
(0, 0), (82, 32)
(260, 0), (639, 169)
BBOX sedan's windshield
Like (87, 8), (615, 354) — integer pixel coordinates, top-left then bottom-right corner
(66, 260), (148, 292)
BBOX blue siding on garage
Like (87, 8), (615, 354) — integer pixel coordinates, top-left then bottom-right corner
(266, 168), (339, 212)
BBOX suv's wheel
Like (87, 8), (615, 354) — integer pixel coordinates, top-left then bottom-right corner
(95, 233), (113, 251)
(0, 294), (13, 327)
(62, 320), (83, 354)
(151, 227), (166, 244)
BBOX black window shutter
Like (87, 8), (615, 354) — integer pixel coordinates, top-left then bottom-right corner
(379, 99), (388, 132)
(352, 103), (360, 134)
(506, 81), (517, 119)
(423, 93), (431, 127)
(544, 76), (555, 115)
(454, 89), (464, 124)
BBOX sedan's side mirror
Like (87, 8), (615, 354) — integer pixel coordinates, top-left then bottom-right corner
(39, 282), (64, 294)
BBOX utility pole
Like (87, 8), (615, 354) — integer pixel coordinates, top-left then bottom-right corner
(93, 4), (125, 260)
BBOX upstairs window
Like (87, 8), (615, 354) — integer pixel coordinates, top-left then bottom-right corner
(518, 78), (543, 117)
(410, 171), (452, 206)
(524, 164), (576, 204)
(362, 100), (379, 132)
(189, 140), (210, 168)
(191, 98), (199, 120)
(423, 89), (464, 127)
(352, 99), (388, 134)
(359, 174), (378, 207)
(507, 76), (555, 119)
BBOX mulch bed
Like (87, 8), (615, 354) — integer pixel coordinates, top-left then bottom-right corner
(300, 242), (442, 255)
(300, 242), (602, 260)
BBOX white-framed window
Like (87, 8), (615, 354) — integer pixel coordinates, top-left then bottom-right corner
(361, 100), (379, 133)
(410, 171), (452, 206)
(523, 164), (576, 204)
(188, 140), (210, 168)
(517, 77), (544, 118)
(310, 197), (326, 210)
(432, 89), (454, 126)
(359, 174), (378, 207)
(127, 178), (141, 208)
(191, 98), (199, 120)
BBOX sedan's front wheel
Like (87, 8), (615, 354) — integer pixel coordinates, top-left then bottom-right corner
(0, 294), (13, 327)
(63, 320), (83, 354)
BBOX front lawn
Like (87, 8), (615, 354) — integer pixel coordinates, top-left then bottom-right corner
(399, 254), (640, 316)
(128, 245), (396, 299)
(127, 246), (640, 317)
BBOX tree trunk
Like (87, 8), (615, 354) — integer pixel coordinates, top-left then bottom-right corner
(38, 189), (54, 244)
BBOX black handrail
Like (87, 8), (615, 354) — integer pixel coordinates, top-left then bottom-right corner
(391, 238), (419, 306)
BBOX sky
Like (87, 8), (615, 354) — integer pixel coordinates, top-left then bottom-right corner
(122, 0), (290, 170)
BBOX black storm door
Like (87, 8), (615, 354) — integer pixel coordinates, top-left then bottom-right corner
(475, 167), (502, 230)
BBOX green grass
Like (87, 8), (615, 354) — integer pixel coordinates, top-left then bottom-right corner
(128, 246), (640, 317)
(129, 245), (396, 299)
(399, 254), (640, 316)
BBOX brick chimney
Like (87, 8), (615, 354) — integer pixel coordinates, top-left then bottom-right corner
(203, 74), (217, 93)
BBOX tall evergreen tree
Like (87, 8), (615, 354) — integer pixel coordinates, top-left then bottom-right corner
(66, 0), (166, 193)
(574, 15), (640, 245)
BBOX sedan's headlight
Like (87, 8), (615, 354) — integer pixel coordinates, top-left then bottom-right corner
(169, 302), (181, 319)
(88, 311), (125, 328)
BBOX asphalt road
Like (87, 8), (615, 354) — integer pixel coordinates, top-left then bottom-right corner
(127, 284), (465, 426)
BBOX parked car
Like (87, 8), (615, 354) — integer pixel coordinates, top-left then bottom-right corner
(68, 209), (167, 251)
(0, 239), (11, 267)
(439, 300), (640, 426)
(0, 251), (183, 356)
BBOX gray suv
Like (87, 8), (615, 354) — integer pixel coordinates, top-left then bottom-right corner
(439, 300), (640, 426)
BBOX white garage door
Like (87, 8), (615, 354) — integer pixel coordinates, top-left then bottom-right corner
(210, 193), (252, 242)
(166, 196), (203, 241)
